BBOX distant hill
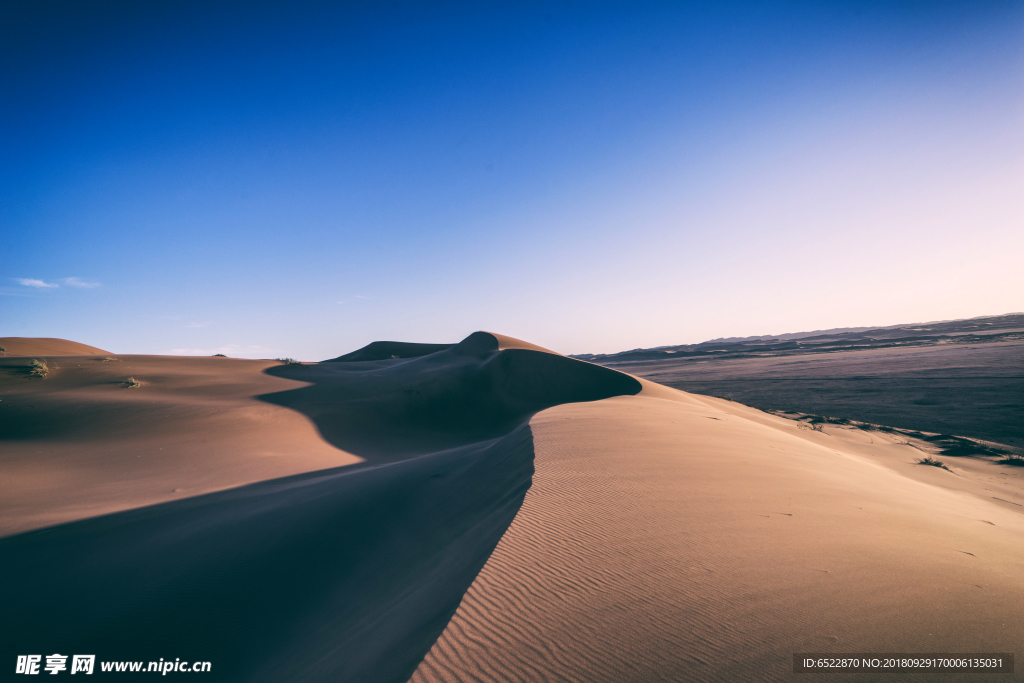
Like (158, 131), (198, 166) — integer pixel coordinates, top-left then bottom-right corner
(0, 337), (111, 357)
(571, 313), (1024, 364)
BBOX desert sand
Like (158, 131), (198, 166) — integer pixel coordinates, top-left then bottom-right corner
(2, 332), (1022, 681)
(0, 336), (111, 357)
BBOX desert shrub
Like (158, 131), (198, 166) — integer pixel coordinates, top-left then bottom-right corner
(798, 421), (825, 433)
(29, 359), (48, 378)
(212, 354), (227, 357)
(998, 455), (1024, 467)
(123, 377), (142, 388)
(276, 358), (302, 365)
(100, 357), (117, 362)
(917, 457), (950, 471)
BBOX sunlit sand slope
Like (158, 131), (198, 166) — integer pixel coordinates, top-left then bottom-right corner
(412, 384), (1024, 683)
(0, 354), (362, 535)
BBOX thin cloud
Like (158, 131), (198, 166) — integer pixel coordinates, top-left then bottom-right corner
(15, 278), (59, 288)
(63, 277), (101, 288)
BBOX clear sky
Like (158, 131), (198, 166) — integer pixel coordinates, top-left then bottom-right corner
(3, 0), (1022, 359)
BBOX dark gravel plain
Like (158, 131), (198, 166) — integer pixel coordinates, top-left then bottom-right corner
(590, 323), (1024, 452)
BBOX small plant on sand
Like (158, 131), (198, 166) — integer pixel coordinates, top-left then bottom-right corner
(276, 358), (302, 365)
(212, 354), (227, 357)
(0, 345), (5, 357)
(28, 359), (49, 378)
(998, 454), (1024, 467)
(123, 377), (143, 388)
(100, 356), (117, 362)
(798, 421), (825, 433)
(917, 457), (950, 471)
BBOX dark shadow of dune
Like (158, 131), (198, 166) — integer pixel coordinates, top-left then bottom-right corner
(0, 332), (641, 682)
(0, 428), (534, 683)
(325, 340), (455, 362)
(260, 331), (642, 460)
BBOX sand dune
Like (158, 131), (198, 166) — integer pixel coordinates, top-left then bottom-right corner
(0, 333), (639, 681)
(2, 333), (1022, 681)
(0, 354), (361, 534)
(0, 336), (110, 356)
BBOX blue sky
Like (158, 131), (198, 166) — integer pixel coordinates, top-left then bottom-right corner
(2, 0), (1022, 358)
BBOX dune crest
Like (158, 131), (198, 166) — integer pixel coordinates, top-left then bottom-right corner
(476, 331), (559, 354)
(324, 331), (558, 363)
(262, 332), (641, 458)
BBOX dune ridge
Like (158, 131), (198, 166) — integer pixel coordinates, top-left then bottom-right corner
(324, 331), (558, 364)
(261, 331), (640, 458)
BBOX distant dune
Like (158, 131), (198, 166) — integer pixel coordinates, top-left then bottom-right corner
(1, 332), (1022, 682)
(0, 336), (110, 356)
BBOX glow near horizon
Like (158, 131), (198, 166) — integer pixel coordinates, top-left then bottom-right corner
(1, 1), (1022, 358)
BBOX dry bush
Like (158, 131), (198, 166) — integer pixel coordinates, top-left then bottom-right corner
(29, 359), (48, 378)
(917, 457), (950, 471)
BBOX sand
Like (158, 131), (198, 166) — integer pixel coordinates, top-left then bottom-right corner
(0, 354), (362, 534)
(413, 386), (1024, 682)
(2, 332), (1022, 682)
(0, 336), (111, 356)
